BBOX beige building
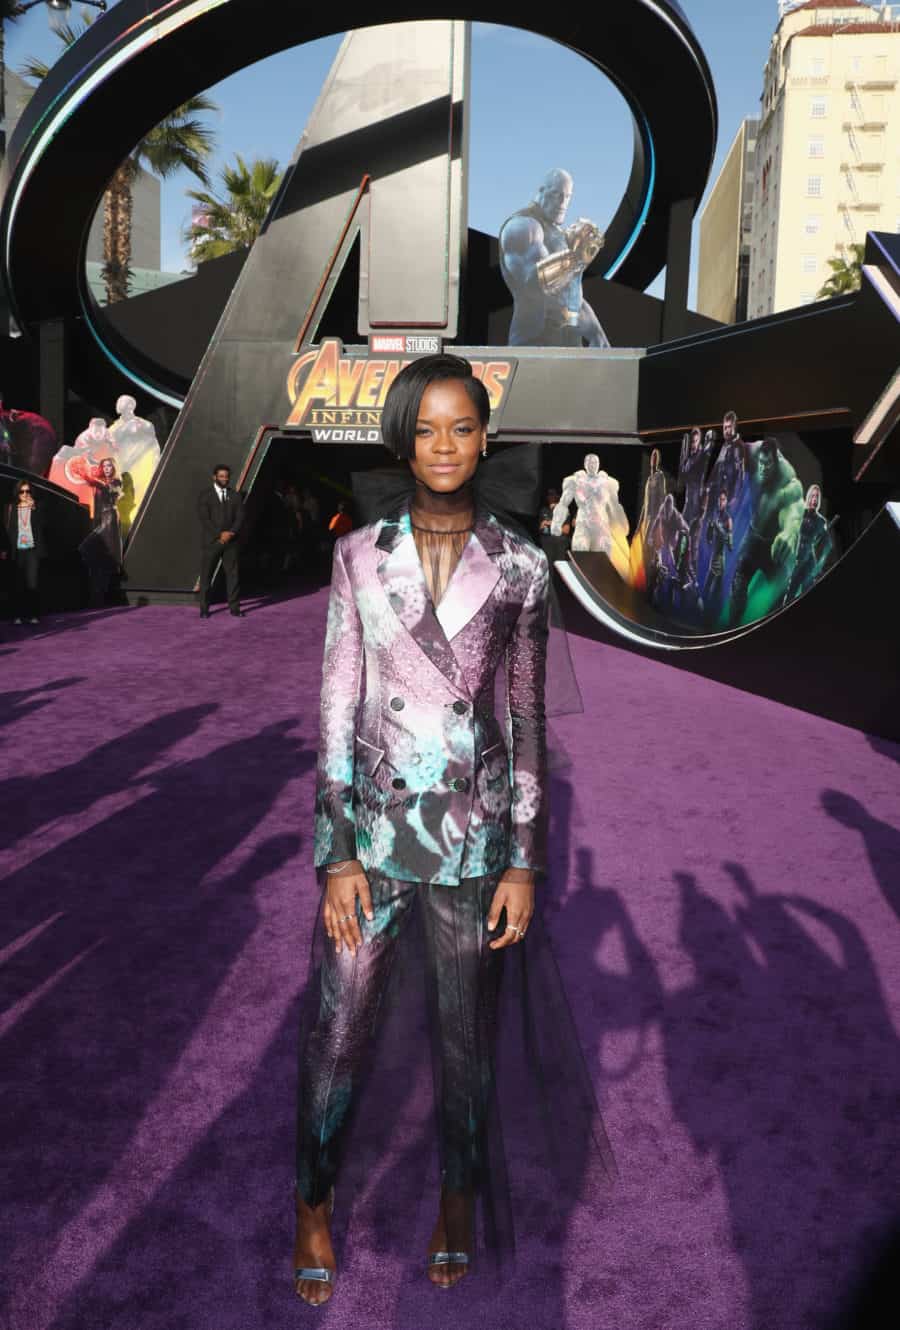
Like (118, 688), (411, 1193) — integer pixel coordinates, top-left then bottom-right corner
(697, 118), (760, 323)
(748, 0), (900, 317)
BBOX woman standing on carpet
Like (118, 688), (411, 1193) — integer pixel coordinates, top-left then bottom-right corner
(293, 354), (614, 1306)
(2, 479), (46, 624)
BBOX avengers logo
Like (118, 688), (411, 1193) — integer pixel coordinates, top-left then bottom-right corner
(285, 338), (516, 442)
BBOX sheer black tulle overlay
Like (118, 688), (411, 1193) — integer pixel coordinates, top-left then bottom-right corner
(295, 869), (617, 1280)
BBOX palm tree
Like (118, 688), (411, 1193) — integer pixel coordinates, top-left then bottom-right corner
(1, 3), (22, 159)
(817, 242), (865, 300)
(185, 155), (283, 263)
(21, 12), (218, 303)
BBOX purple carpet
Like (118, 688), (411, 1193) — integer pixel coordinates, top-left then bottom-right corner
(2, 591), (899, 1330)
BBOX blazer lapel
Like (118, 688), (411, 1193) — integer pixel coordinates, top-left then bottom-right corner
(434, 507), (503, 641)
(376, 504), (471, 698)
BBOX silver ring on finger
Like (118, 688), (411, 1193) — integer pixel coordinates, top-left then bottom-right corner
(339, 913), (354, 923)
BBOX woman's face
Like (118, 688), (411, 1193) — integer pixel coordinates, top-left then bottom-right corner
(408, 379), (485, 493)
(101, 460), (115, 479)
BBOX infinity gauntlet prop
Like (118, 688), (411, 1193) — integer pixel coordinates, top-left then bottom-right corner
(565, 218), (605, 266)
(535, 218), (605, 295)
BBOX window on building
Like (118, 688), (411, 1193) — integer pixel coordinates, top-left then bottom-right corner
(808, 137), (825, 158)
(801, 255), (818, 274)
(810, 57), (825, 77)
(807, 176), (823, 197)
(810, 97), (827, 118)
(805, 215), (822, 235)
(850, 55), (862, 76)
(874, 55), (887, 76)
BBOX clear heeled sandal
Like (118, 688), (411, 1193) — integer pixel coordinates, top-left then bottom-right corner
(294, 1186), (336, 1304)
(427, 1249), (470, 1289)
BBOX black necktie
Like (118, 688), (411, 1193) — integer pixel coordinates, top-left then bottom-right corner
(220, 487), (227, 503)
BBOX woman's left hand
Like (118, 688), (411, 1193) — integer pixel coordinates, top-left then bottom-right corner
(488, 871), (535, 949)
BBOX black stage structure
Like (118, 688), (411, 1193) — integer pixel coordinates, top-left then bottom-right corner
(0, 0), (716, 411)
(0, 1), (898, 739)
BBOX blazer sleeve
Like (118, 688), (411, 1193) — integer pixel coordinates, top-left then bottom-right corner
(197, 491), (215, 539)
(504, 548), (549, 872)
(313, 537), (364, 867)
(229, 492), (245, 535)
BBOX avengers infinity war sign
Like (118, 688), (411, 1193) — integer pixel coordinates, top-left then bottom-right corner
(285, 338), (517, 442)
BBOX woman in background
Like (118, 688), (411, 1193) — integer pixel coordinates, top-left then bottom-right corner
(2, 479), (45, 624)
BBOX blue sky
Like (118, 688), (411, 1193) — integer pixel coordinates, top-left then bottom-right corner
(4, 1), (780, 304)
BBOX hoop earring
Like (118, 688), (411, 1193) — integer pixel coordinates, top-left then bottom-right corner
(481, 440), (487, 458)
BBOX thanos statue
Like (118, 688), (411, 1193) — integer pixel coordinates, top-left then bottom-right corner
(499, 168), (609, 348)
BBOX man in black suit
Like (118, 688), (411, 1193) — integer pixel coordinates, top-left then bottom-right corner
(197, 464), (245, 618)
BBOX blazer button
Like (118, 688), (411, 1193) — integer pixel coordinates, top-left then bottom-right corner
(452, 700), (468, 715)
(390, 697), (404, 711)
(451, 777), (470, 793)
(392, 776), (407, 790)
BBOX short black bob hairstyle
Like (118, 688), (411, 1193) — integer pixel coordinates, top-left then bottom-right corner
(380, 353), (491, 460)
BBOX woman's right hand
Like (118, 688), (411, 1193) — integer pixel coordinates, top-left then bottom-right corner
(322, 861), (374, 956)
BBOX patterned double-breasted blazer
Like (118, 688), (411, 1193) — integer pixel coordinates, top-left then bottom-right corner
(314, 501), (549, 886)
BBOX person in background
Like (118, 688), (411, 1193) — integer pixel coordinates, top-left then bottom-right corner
(280, 482), (305, 573)
(197, 463), (245, 618)
(327, 500), (352, 540)
(300, 485), (324, 569)
(2, 479), (45, 624)
(538, 488), (558, 538)
(539, 487), (569, 564)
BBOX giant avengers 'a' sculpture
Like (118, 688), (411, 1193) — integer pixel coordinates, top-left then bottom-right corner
(499, 169), (609, 347)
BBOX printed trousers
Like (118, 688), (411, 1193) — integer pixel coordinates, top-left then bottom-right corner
(296, 873), (503, 1207)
